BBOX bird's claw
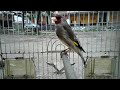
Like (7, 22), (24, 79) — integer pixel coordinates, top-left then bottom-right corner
(60, 49), (69, 58)
(83, 56), (88, 68)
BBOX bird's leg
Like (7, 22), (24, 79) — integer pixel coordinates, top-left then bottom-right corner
(60, 48), (70, 58)
(60, 51), (67, 58)
(61, 48), (69, 52)
(66, 48), (71, 52)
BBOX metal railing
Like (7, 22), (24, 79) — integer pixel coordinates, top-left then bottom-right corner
(0, 11), (120, 79)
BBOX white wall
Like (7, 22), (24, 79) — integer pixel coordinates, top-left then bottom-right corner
(14, 15), (31, 24)
(14, 15), (22, 23)
(66, 19), (70, 25)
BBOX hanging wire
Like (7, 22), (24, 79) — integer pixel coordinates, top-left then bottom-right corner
(45, 11), (49, 79)
(114, 11), (119, 57)
(100, 11), (104, 52)
(110, 11), (114, 54)
(105, 11), (108, 53)
(96, 11), (100, 52)
(40, 11), (45, 79)
(90, 11), (94, 78)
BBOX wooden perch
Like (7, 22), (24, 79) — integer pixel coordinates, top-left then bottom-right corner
(60, 51), (78, 79)
(47, 62), (75, 74)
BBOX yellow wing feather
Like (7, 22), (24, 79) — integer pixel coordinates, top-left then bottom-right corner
(73, 41), (78, 46)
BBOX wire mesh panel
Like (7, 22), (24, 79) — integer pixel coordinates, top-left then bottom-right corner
(0, 11), (120, 79)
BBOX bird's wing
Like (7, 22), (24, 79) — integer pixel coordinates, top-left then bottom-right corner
(61, 17), (81, 43)
(61, 18), (77, 41)
(61, 19), (86, 53)
(56, 24), (76, 49)
(56, 24), (86, 53)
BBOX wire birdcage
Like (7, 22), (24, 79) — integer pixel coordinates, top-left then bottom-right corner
(0, 11), (120, 79)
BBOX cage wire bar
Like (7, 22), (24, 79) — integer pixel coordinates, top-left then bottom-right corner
(0, 11), (120, 79)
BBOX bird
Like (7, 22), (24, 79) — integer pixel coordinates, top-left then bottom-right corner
(53, 15), (87, 68)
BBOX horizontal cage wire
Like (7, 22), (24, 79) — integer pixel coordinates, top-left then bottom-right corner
(0, 11), (120, 79)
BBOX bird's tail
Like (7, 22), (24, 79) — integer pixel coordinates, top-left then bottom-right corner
(78, 51), (87, 68)
(79, 46), (86, 53)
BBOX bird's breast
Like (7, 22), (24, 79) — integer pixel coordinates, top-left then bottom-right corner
(56, 29), (62, 37)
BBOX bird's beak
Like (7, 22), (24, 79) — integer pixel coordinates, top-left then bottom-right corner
(52, 17), (57, 22)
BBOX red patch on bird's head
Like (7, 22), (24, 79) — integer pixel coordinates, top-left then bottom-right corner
(55, 15), (62, 19)
(54, 15), (62, 24)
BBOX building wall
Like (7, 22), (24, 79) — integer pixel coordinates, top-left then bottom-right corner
(32, 11), (120, 25)
(70, 14), (97, 24)
(35, 16), (47, 24)
(112, 11), (120, 23)
(71, 14), (105, 24)
(69, 13), (116, 25)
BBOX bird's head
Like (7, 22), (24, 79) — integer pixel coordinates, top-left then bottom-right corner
(53, 15), (62, 24)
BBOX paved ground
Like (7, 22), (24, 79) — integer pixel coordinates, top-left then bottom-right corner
(0, 31), (120, 79)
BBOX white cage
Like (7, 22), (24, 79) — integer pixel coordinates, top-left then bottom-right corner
(0, 11), (120, 79)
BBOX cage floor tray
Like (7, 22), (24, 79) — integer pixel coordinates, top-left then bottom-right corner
(4, 58), (36, 79)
